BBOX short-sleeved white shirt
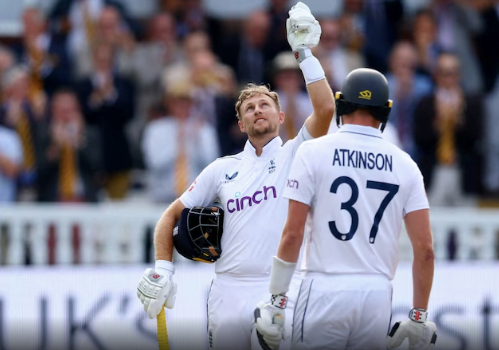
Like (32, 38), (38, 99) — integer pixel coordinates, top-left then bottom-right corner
(180, 127), (312, 276)
(283, 124), (428, 280)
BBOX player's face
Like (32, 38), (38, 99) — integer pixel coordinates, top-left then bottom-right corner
(238, 94), (284, 139)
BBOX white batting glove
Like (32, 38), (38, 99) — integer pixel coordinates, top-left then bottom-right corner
(286, 2), (321, 54)
(254, 295), (287, 350)
(387, 309), (437, 350)
(137, 264), (177, 319)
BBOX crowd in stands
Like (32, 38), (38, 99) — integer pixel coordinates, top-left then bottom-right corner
(0, 0), (498, 208)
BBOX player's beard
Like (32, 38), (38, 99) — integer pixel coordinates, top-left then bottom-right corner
(248, 121), (278, 138)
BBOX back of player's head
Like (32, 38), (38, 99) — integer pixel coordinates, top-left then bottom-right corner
(335, 68), (392, 131)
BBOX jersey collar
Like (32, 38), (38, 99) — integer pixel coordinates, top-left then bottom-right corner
(244, 136), (283, 158)
(337, 124), (382, 139)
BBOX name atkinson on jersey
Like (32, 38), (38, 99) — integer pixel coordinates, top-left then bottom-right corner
(332, 148), (393, 172)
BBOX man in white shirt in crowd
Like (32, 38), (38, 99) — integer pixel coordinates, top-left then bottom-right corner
(136, 2), (336, 350)
(255, 68), (437, 350)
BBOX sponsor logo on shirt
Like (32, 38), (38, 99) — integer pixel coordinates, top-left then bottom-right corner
(268, 159), (276, 174)
(222, 172), (239, 184)
(226, 186), (277, 213)
(287, 179), (299, 189)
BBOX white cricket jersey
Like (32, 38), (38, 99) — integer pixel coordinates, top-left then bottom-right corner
(283, 124), (429, 280)
(180, 127), (312, 276)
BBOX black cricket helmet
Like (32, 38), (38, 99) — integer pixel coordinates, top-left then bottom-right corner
(173, 202), (224, 263)
(335, 68), (393, 131)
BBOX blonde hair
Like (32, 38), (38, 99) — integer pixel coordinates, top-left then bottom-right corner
(234, 83), (281, 120)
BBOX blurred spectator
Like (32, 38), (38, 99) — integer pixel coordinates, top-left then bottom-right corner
(162, 31), (235, 127)
(162, 31), (211, 88)
(215, 91), (246, 156)
(411, 8), (443, 78)
(430, 0), (484, 93)
(76, 42), (134, 200)
(0, 125), (23, 202)
(37, 89), (101, 202)
(339, 0), (365, 53)
(74, 5), (135, 79)
(119, 12), (182, 167)
(362, 0), (404, 73)
(414, 52), (483, 206)
(313, 18), (365, 92)
(217, 10), (272, 85)
(0, 46), (16, 82)
(385, 41), (433, 160)
(476, 0), (499, 194)
(174, 0), (207, 39)
(48, 0), (140, 57)
(476, 0), (499, 94)
(141, 81), (220, 203)
(12, 7), (72, 99)
(265, 0), (292, 60)
(0, 66), (45, 201)
(271, 52), (312, 143)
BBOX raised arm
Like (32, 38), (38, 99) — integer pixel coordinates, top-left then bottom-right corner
(286, 2), (336, 138)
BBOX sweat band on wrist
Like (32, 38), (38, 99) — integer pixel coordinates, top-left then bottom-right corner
(155, 259), (175, 275)
(299, 54), (326, 85)
(294, 48), (312, 63)
(269, 256), (297, 295)
(409, 308), (428, 323)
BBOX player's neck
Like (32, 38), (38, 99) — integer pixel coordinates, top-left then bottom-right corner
(342, 114), (380, 129)
(249, 134), (278, 156)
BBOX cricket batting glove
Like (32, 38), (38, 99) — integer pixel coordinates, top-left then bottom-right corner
(286, 1), (321, 61)
(254, 294), (287, 350)
(137, 262), (177, 319)
(387, 308), (438, 350)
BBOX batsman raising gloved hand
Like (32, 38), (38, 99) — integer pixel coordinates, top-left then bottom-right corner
(137, 1), (336, 349)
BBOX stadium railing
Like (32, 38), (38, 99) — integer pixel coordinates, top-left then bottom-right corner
(0, 204), (498, 265)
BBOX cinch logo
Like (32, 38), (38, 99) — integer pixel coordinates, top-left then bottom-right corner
(226, 186), (277, 213)
(287, 179), (299, 189)
(358, 90), (372, 100)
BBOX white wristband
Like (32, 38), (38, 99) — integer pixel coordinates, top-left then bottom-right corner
(269, 256), (296, 295)
(155, 259), (175, 275)
(409, 308), (428, 323)
(300, 55), (325, 85)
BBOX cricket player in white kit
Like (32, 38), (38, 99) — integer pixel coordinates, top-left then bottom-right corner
(136, 3), (336, 350)
(255, 68), (438, 350)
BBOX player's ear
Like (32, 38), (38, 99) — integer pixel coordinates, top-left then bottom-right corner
(278, 111), (285, 125)
(238, 119), (245, 132)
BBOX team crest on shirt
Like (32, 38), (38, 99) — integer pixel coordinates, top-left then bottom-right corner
(268, 159), (276, 174)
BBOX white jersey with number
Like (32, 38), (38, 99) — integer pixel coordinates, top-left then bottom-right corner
(180, 127), (312, 276)
(283, 124), (429, 280)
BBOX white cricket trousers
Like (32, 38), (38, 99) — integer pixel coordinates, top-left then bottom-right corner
(207, 272), (302, 350)
(291, 273), (392, 350)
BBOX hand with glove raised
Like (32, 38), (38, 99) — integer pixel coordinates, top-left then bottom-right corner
(387, 308), (437, 350)
(254, 294), (287, 350)
(286, 1), (321, 62)
(137, 261), (178, 319)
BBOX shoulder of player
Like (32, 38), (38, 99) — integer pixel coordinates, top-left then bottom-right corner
(209, 152), (243, 168)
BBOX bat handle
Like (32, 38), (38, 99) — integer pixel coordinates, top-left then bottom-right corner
(157, 308), (170, 350)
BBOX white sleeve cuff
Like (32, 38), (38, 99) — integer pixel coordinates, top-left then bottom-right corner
(269, 256), (297, 295)
(155, 259), (175, 275)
